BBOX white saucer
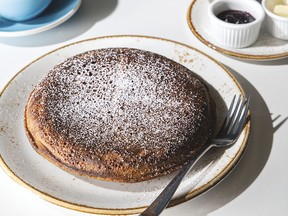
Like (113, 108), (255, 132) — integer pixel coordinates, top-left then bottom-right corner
(187, 0), (288, 61)
(0, 0), (81, 37)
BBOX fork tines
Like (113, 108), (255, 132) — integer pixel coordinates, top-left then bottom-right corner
(220, 95), (250, 136)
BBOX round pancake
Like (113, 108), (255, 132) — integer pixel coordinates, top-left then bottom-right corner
(24, 48), (216, 182)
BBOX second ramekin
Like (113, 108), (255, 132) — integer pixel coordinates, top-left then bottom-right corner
(262, 0), (288, 40)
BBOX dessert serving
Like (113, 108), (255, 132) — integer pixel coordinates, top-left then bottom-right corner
(24, 47), (216, 183)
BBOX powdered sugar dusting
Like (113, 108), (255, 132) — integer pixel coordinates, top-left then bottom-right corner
(28, 48), (213, 180)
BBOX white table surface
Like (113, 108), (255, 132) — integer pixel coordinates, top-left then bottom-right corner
(0, 0), (288, 215)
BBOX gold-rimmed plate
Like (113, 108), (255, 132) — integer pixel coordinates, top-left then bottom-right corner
(0, 35), (250, 215)
(187, 0), (288, 61)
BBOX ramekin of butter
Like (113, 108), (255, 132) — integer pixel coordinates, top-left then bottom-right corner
(208, 0), (265, 48)
(262, 0), (288, 40)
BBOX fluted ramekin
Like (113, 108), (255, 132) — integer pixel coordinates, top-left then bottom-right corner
(262, 0), (288, 40)
(208, 0), (265, 49)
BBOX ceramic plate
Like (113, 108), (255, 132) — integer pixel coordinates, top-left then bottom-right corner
(187, 0), (288, 60)
(0, 35), (250, 215)
(0, 0), (81, 37)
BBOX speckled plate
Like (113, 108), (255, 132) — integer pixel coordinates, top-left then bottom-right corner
(187, 0), (288, 61)
(0, 35), (250, 215)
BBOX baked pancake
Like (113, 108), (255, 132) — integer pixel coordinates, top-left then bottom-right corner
(24, 48), (216, 182)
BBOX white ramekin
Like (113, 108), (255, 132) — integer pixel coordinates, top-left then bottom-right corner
(208, 0), (265, 49)
(262, 0), (288, 40)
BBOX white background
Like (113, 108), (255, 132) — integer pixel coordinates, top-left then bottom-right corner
(0, 0), (288, 215)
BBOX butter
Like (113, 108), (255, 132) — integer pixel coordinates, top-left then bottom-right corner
(274, 5), (288, 17)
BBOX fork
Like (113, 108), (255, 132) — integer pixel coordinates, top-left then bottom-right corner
(140, 95), (250, 216)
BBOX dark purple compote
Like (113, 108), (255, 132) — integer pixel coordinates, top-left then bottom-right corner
(217, 10), (255, 24)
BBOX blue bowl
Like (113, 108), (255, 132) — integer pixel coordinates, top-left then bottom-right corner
(0, 0), (53, 22)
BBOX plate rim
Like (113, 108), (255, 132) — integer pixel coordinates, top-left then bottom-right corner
(0, 35), (251, 215)
(0, 0), (82, 37)
(186, 0), (288, 61)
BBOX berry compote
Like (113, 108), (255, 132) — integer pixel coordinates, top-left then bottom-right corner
(217, 10), (255, 24)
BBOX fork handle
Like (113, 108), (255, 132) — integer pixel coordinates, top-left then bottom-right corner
(140, 145), (212, 216)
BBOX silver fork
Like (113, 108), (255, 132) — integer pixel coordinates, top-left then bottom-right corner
(140, 95), (250, 216)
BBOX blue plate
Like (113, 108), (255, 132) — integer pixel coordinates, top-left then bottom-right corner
(0, 0), (81, 37)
